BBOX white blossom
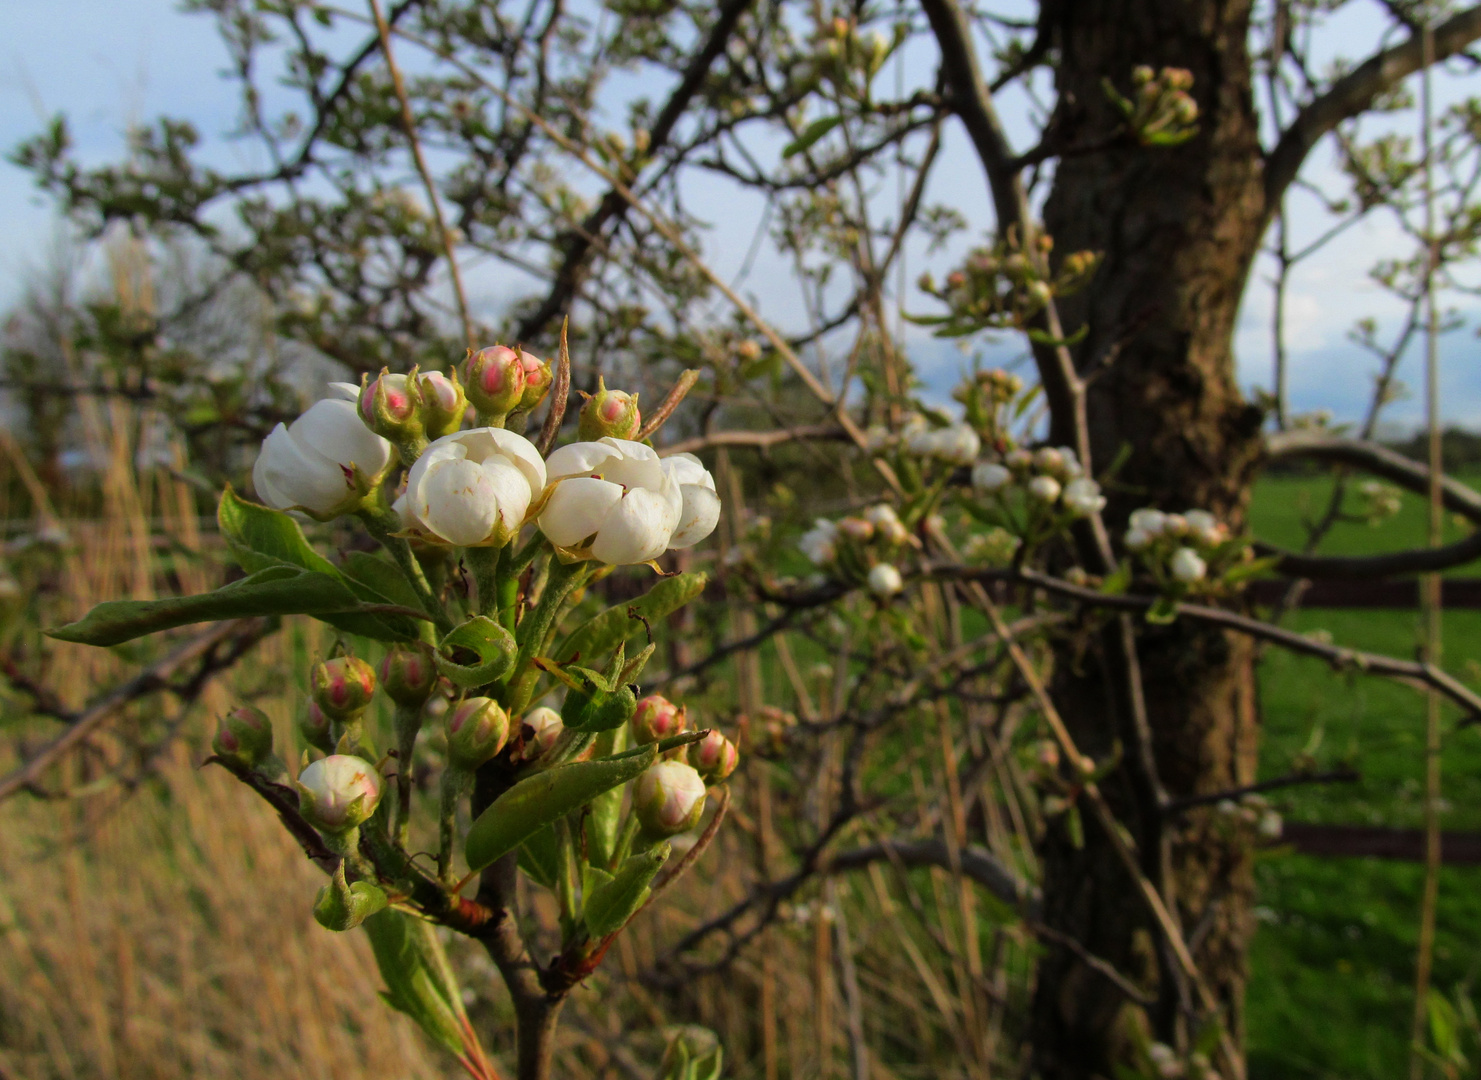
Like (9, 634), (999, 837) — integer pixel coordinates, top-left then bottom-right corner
(253, 383), (393, 517)
(1063, 477), (1107, 517)
(296, 754), (382, 831)
(634, 760), (708, 836)
(867, 563), (904, 598)
(972, 462), (1013, 493)
(1128, 508), (1167, 536)
(396, 427), (546, 546)
(661, 453), (722, 549)
(539, 438), (682, 564)
(799, 519), (840, 565)
(1027, 475), (1062, 503)
(1170, 546), (1207, 583)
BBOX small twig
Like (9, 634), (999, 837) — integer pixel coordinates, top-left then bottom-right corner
(636, 369), (702, 441)
(1162, 768), (1361, 815)
(647, 785), (730, 905)
(367, 0), (476, 349)
(1028, 922), (1156, 1006)
(535, 318), (573, 456)
(658, 424), (850, 457)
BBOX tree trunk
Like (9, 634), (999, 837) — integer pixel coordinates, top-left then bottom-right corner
(1031, 2), (1268, 1075)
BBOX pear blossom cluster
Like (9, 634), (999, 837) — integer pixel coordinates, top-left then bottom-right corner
(1122, 507), (1233, 588)
(251, 347), (720, 564)
(798, 503), (912, 599)
(969, 445), (1107, 548)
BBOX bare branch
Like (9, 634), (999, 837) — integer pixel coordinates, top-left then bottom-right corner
(1264, 4), (1481, 210)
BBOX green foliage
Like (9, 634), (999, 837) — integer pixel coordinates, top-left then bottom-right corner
(361, 910), (471, 1057)
(464, 743), (659, 874)
(435, 616), (518, 688)
(583, 843), (669, 938)
(557, 571), (708, 664)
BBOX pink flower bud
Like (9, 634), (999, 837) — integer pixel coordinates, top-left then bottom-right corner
(631, 694), (687, 745)
(463, 345), (527, 417)
(519, 705), (564, 761)
(379, 642), (438, 707)
(417, 370), (467, 438)
(578, 377), (641, 440)
(213, 704), (275, 770)
(516, 350), (553, 412)
(296, 754), (382, 832)
(446, 696), (511, 770)
(689, 730), (739, 781)
(634, 760), (708, 837)
(310, 655), (377, 722)
(300, 700), (334, 753)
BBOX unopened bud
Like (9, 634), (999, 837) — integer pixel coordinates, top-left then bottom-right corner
(578, 377), (641, 440)
(300, 701), (334, 753)
(463, 345), (526, 417)
(631, 694), (688, 745)
(296, 754), (382, 832)
(310, 655), (377, 722)
(689, 730), (739, 781)
(867, 562), (904, 598)
(446, 696), (510, 770)
(359, 369), (424, 442)
(1027, 475), (1061, 503)
(837, 516), (875, 542)
(213, 704), (275, 771)
(379, 642), (438, 707)
(634, 760), (708, 838)
(418, 369), (467, 438)
(515, 350), (553, 413)
(519, 705), (565, 761)
(736, 339), (762, 363)
(1034, 740), (1060, 772)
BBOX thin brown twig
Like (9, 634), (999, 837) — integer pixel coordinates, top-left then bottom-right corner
(636, 369), (702, 441)
(535, 317), (572, 456)
(367, 0), (476, 350)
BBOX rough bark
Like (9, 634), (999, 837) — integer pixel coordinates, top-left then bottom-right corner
(1031, 2), (1267, 1075)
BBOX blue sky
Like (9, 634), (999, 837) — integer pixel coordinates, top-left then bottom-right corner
(3, 2), (1476, 431)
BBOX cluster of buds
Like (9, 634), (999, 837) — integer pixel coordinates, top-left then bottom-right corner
(1123, 508), (1249, 596)
(797, 504), (911, 599)
(970, 446), (1107, 547)
(358, 366), (467, 462)
(1213, 792), (1283, 842)
(802, 16), (902, 105)
(962, 525), (1022, 567)
(462, 343), (552, 425)
(1107, 66), (1199, 147)
(953, 367), (1026, 451)
(1357, 479), (1403, 524)
(902, 415), (982, 466)
(918, 229), (1100, 336)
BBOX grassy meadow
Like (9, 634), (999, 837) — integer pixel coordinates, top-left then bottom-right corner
(1246, 471), (1481, 1079)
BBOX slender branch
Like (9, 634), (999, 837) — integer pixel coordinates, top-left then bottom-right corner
(534, 317), (572, 457)
(367, 0), (475, 349)
(1265, 430), (1481, 524)
(657, 424), (850, 457)
(0, 618), (272, 804)
(1264, 4), (1481, 211)
(636, 369), (701, 441)
(1162, 768), (1361, 815)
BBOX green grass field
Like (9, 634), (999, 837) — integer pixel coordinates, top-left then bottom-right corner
(1245, 472), (1481, 1079)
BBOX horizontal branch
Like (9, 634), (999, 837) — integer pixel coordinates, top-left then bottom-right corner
(1258, 531), (1481, 580)
(0, 618), (272, 804)
(1163, 768), (1361, 815)
(1265, 4), (1481, 209)
(658, 424), (849, 457)
(1265, 430), (1481, 524)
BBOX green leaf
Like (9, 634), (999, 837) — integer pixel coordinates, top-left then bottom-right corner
(436, 615), (517, 688)
(781, 115), (842, 158)
(1099, 565), (1132, 596)
(46, 566), (365, 646)
(517, 823), (561, 889)
(583, 843), (669, 938)
(558, 571), (707, 664)
(1026, 325), (1089, 348)
(1145, 595), (1180, 624)
(340, 550), (424, 612)
(464, 744), (659, 874)
(1222, 555), (1280, 586)
(361, 910), (469, 1056)
(218, 488), (418, 641)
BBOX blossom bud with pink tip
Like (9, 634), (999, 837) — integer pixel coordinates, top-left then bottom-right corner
(463, 345), (526, 417)
(631, 694), (687, 745)
(213, 705), (275, 771)
(689, 729), (739, 781)
(296, 754), (382, 832)
(379, 642), (438, 707)
(310, 656), (377, 722)
(634, 760), (708, 838)
(578, 378), (642, 441)
(445, 696), (511, 770)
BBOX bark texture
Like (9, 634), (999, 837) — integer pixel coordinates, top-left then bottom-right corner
(1031, 2), (1268, 1075)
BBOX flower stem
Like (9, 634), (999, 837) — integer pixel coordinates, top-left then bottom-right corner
(438, 767), (470, 886)
(508, 558), (590, 714)
(467, 545), (502, 618)
(358, 504), (453, 636)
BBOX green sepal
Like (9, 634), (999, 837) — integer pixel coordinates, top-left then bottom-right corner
(556, 571), (707, 664)
(464, 743), (659, 875)
(47, 566), (363, 646)
(361, 910), (471, 1056)
(562, 680), (638, 734)
(1145, 595), (1180, 624)
(313, 862), (389, 931)
(435, 615), (517, 688)
(583, 842), (669, 938)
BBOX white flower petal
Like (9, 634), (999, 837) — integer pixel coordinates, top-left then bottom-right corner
(480, 458), (534, 534)
(668, 483), (721, 549)
(545, 440), (622, 480)
(591, 486), (676, 565)
(259, 424), (353, 513)
(294, 398), (392, 478)
(539, 477), (624, 548)
(418, 458), (502, 545)
(662, 452), (715, 491)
